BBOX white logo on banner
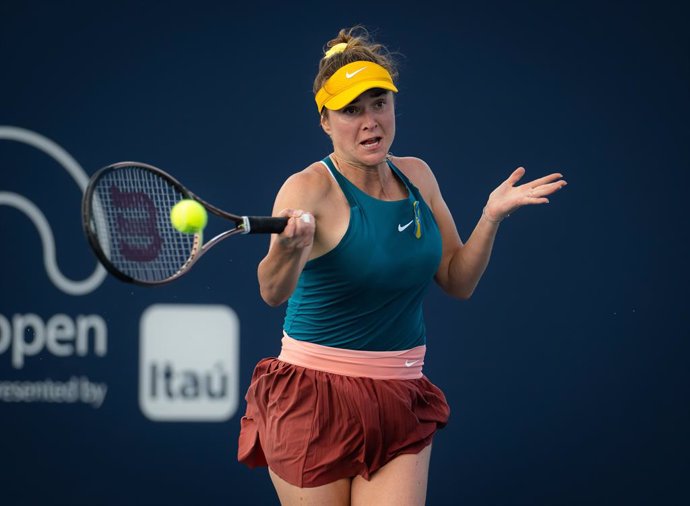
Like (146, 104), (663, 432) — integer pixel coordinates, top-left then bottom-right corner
(139, 304), (240, 422)
(0, 125), (107, 295)
(0, 126), (110, 408)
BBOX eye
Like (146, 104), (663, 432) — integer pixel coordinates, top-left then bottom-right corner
(342, 105), (359, 115)
(373, 99), (386, 110)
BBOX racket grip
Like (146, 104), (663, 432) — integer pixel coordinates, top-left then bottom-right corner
(246, 216), (289, 234)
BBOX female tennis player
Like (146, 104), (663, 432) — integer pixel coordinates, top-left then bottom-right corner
(238, 26), (567, 505)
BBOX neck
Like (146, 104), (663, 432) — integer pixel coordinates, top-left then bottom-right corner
(331, 153), (405, 201)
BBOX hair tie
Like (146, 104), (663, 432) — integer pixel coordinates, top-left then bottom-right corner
(324, 42), (348, 59)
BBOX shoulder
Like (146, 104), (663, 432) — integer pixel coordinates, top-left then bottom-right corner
(280, 161), (331, 192)
(388, 155), (441, 202)
(273, 160), (337, 211)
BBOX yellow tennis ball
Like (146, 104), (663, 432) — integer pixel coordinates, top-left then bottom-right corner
(170, 199), (207, 234)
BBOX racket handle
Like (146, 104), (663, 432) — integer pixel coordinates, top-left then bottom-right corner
(245, 216), (289, 234)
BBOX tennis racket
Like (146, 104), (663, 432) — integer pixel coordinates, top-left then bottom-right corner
(82, 161), (288, 286)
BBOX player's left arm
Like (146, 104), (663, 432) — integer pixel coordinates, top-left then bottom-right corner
(394, 157), (566, 299)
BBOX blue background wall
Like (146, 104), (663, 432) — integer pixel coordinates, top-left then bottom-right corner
(1, 0), (688, 504)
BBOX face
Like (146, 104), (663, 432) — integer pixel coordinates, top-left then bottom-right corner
(320, 88), (396, 168)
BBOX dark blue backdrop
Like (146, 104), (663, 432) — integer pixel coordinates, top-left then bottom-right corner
(1, 1), (688, 504)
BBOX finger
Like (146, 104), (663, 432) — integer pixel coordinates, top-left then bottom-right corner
(282, 209), (311, 227)
(524, 172), (564, 189)
(279, 216), (297, 238)
(292, 212), (315, 246)
(292, 211), (315, 234)
(522, 196), (550, 205)
(277, 209), (302, 239)
(290, 210), (313, 227)
(529, 180), (567, 197)
(507, 167), (526, 186)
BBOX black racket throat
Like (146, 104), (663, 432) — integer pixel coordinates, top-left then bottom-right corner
(81, 161), (288, 285)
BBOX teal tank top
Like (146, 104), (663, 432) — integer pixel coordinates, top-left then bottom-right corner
(283, 156), (442, 351)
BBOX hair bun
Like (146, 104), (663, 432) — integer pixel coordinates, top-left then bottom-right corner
(324, 42), (348, 59)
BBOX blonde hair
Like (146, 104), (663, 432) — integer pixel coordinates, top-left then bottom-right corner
(313, 26), (399, 104)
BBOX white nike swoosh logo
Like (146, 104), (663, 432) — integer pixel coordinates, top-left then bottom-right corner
(405, 360), (420, 367)
(398, 220), (414, 232)
(345, 67), (367, 79)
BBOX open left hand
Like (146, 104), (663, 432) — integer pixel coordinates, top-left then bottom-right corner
(482, 167), (567, 223)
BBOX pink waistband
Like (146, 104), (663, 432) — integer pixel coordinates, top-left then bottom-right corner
(278, 333), (425, 379)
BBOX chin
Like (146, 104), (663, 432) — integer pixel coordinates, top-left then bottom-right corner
(358, 154), (388, 167)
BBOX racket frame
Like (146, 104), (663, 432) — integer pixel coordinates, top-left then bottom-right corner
(82, 161), (285, 286)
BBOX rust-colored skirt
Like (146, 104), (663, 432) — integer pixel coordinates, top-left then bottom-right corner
(237, 352), (450, 488)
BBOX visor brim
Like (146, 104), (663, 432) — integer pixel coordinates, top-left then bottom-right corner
(323, 81), (398, 111)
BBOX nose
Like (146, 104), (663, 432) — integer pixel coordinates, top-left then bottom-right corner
(361, 110), (379, 131)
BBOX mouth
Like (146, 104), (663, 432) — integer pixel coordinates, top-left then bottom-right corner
(360, 136), (382, 149)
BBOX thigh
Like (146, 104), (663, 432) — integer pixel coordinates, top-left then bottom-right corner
(269, 468), (352, 506)
(350, 444), (432, 506)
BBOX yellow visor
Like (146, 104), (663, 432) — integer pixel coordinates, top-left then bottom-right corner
(315, 61), (398, 112)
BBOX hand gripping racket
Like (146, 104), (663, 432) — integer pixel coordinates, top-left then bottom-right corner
(82, 161), (288, 286)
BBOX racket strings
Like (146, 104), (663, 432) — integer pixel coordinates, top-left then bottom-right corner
(89, 166), (197, 282)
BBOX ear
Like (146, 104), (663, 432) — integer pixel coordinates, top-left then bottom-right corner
(320, 112), (332, 136)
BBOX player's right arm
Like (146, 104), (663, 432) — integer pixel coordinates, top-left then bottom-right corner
(257, 165), (326, 306)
